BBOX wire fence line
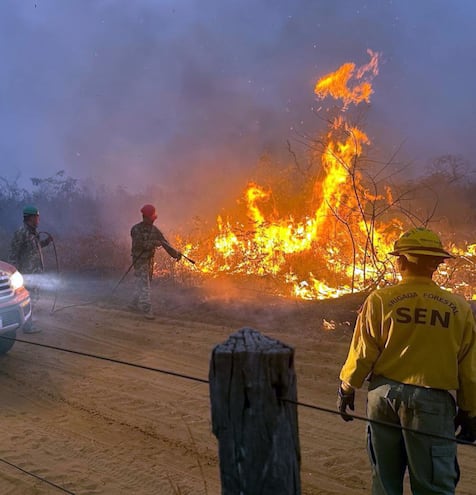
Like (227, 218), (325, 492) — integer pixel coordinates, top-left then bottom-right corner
(0, 334), (209, 493)
(0, 333), (474, 494)
(4, 334), (476, 446)
(281, 398), (476, 447)
(5, 334), (476, 447)
(8, 335), (209, 384)
(0, 456), (75, 495)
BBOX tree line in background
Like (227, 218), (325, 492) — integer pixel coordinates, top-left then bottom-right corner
(0, 170), (161, 275)
(0, 155), (475, 294)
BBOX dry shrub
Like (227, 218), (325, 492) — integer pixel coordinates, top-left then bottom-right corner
(46, 234), (130, 275)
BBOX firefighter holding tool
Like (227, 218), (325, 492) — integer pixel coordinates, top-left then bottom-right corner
(337, 227), (476, 495)
(129, 204), (182, 320)
(9, 205), (53, 333)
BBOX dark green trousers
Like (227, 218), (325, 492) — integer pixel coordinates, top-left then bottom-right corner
(366, 376), (459, 495)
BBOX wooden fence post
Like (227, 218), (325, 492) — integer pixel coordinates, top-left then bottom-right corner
(209, 327), (301, 494)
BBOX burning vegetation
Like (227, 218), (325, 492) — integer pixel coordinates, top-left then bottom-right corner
(174, 51), (476, 301)
(1, 52), (475, 302)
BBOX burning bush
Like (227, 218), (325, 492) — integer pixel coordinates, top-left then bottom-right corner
(170, 51), (476, 300)
(1, 52), (475, 301)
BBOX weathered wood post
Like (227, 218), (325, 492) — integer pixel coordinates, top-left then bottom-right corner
(209, 327), (301, 494)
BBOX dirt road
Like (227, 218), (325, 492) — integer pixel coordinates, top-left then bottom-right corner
(0, 276), (474, 494)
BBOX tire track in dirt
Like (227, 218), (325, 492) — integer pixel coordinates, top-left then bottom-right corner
(0, 296), (221, 494)
(0, 353), (218, 494)
(1, 280), (475, 494)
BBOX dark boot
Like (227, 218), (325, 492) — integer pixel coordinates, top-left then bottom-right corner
(143, 309), (155, 320)
(23, 319), (41, 334)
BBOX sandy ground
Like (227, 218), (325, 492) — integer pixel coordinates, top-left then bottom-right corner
(1, 274), (475, 495)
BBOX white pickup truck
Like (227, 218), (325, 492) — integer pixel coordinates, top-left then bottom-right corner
(0, 260), (32, 354)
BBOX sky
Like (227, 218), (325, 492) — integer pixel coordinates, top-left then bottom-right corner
(1, 0), (475, 207)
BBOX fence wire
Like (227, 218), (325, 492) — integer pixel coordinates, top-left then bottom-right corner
(281, 398), (476, 447)
(0, 456), (75, 494)
(0, 332), (475, 494)
(5, 334), (476, 447)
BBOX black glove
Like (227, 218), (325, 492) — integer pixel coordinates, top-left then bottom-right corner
(455, 409), (476, 442)
(337, 385), (355, 422)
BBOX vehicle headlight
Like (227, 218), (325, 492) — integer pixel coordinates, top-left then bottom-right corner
(10, 270), (24, 290)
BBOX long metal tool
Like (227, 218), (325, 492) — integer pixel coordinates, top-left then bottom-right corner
(111, 248), (146, 293)
(162, 241), (196, 265)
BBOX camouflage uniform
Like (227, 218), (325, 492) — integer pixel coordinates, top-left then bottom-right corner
(9, 222), (50, 305)
(130, 221), (179, 313)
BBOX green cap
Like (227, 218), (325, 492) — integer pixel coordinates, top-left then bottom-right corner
(23, 205), (39, 216)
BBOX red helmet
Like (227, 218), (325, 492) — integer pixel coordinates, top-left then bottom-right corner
(140, 204), (157, 221)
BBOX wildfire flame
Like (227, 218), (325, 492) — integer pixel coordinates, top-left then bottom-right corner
(314, 49), (379, 109)
(173, 51), (475, 301)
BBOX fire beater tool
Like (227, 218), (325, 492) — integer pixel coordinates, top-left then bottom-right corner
(50, 242), (196, 312)
(111, 243), (195, 294)
(162, 241), (196, 265)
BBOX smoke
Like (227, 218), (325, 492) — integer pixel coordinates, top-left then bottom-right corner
(22, 273), (62, 291)
(1, 0), (475, 224)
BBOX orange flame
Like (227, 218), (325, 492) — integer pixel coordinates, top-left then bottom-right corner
(314, 49), (380, 109)
(174, 51), (474, 301)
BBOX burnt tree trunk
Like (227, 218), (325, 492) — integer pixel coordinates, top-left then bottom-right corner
(209, 327), (301, 495)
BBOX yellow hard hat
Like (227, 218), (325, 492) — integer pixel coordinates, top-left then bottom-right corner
(389, 227), (453, 260)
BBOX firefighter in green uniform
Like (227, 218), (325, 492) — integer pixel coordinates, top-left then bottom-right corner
(129, 204), (181, 320)
(337, 227), (476, 495)
(9, 205), (53, 333)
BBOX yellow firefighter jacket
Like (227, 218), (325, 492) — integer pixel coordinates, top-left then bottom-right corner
(340, 275), (476, 415)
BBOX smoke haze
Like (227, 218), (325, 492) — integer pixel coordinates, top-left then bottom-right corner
(1, 0), (475, 223)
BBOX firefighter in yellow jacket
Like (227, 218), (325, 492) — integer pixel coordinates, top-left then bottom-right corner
(338, 227), (476, 495)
